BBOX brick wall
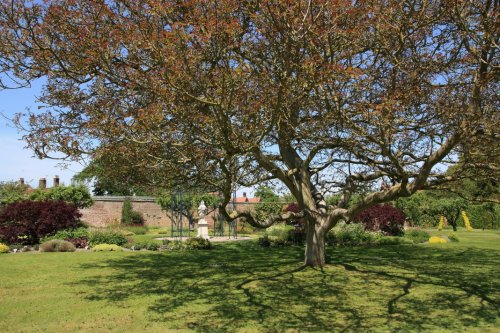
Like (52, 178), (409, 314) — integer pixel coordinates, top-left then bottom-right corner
(80, 197), (170, 228)
(80, 196), (274, 229)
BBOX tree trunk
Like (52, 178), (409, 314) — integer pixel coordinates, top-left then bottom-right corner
(451, 209), (460, 232)
(304, 221), (326, 266)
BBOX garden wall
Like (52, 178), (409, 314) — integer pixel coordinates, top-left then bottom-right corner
(80, 197), (169, 228)
(79, 196), (261, 229)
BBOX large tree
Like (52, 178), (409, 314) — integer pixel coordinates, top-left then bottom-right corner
(0, 0), (498, 265)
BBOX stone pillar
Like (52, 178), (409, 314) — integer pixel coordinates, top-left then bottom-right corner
(39, 178), (46, 190)
(19, 178), (24, 186)
(197, 201), (210, 239)
(53, 175), (59, 187)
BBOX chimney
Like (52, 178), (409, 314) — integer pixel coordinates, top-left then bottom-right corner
(243, 192), (247, 198)
(19, 178), (24, 185)
(39, 178), (46, 190)
(53, 175), (60, 187)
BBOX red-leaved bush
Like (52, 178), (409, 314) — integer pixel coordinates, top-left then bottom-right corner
(354, 204), (406, 236)
(0, 200), (81, 245)
(65, 237), (88, 248)
(284, 203), (306, 244)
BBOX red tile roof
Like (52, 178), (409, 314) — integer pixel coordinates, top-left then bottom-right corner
(234, 196), (261, 203)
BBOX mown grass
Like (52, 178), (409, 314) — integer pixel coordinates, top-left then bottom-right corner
(426, 227), (500, 250)
(0, 229), (498, 332)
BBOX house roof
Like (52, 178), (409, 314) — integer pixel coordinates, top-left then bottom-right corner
(233, 196), (261, 203)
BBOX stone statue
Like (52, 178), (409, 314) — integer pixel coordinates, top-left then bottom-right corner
(198, 200), (207, 218)
(197, 201), (210, 239)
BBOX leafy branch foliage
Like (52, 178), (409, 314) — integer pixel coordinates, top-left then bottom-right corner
(254, 186), (283, 223)
(28, 185), (93, 209)
(73, 158), (158, 196)
(397, 191), (499, 230)
(157, 192), (223, 221)
(0, 181), (29, 205)
(0, 181), (93, 209)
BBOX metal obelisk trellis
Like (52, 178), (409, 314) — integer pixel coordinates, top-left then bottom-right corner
(170, 191), (192, 240)
(229, 189), (237, 239)
(211, 189), (237, 238)
(168, 189), (241, 239)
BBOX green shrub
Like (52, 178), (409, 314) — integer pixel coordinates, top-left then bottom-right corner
(42, 227), (90, 249)
(185, 237), (212, 250)
(20, 245), (31, 252)
(404, 229), (430, 244)
(268, 236), (288, 247)
(0, 243), (9, 253)
(327, 222), (382, 246)
(120, 230), (135, 236)
(8, 244), (22, 252)
(92, 244), (123, 252)
(467, 203), (499, 229)
(9, 244), (37, 252)
(417, 214), (437, 228)
(162, 240), (185, 250)
(131, 240), (161, 251)
(122, 225), (148, 235)
(40, 240), (76, 252)
(448, 234), (460, 242)
(89, 230), (128, 246)
(130, 212), (144, 225)
(161, 238), (211, 251)
(257, 235), (295, 248)
(265, 224), (294, 241)
(42, 227), (90, 242)
(256, 224), (295, 247)
(157, 229), (169, 235)
(121, 198), (144, 225)
(258, 235), (271, 247)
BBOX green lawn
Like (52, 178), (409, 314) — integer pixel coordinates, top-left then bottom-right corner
(0, 229), (499, 332)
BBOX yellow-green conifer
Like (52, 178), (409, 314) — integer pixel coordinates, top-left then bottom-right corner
(462, 211), (473, 231)
(438, 215), (445, 231)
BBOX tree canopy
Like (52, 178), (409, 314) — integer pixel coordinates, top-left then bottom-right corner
(0, 0), (498, 265)
(0, 181), (29, 205)
(73, 158), (158, 196)
(0, 181), (93, 209)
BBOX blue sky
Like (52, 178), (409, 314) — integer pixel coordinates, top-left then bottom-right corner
(0, 82), (255, 196)
(0, 80), (83, 188)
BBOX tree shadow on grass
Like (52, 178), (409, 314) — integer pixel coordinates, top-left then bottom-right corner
(71, 242), (500, 332)
(330, 245), (500, 331)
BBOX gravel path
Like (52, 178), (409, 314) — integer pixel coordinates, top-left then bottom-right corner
(155, 236), (252, 242)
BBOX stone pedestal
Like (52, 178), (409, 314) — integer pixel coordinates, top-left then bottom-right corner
(197, 218), (210, 239)
(197, 201), (210, 240)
